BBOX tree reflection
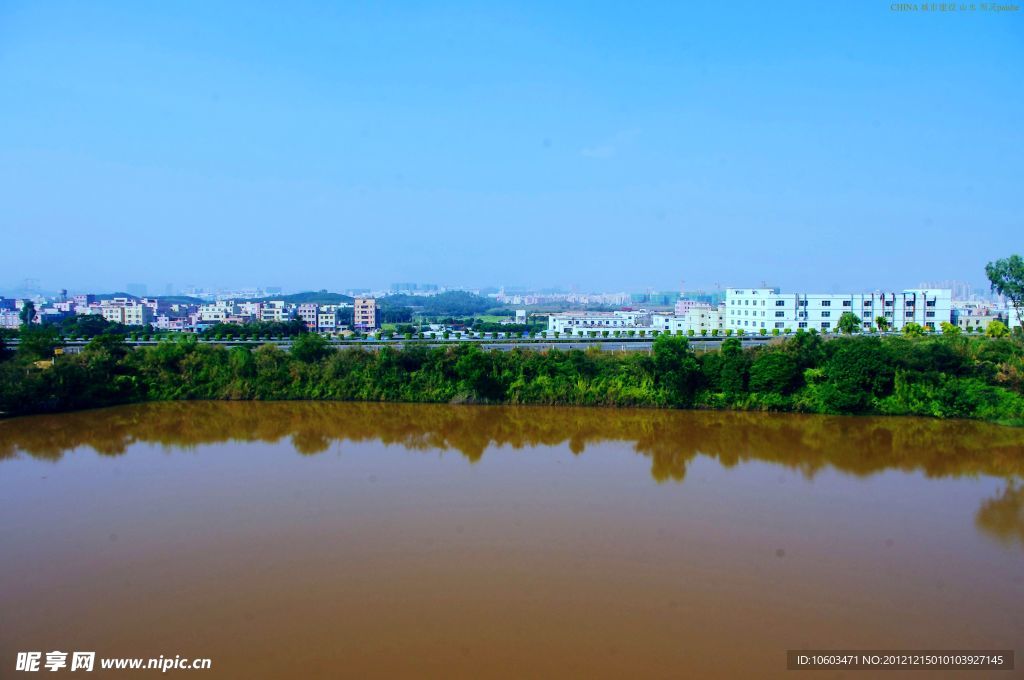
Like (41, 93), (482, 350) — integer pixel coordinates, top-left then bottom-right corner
(2, 402), (1023, 485)
(976, 482), (1024, 547)
(4, 402), (1022, 547)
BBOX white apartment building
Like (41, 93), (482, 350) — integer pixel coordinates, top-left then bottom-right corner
(652, 305), (726, 334)
(725, 288), (952, 333)
(259, 301), (286, 323)
(0, 310), (21, 329)
(547, 310), (651, 335)
(197, 301), (235, 323)
(101, 302), (154, 327)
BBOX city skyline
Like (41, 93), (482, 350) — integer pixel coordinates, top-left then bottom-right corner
(0, 276), (999, 301)
(2, 2), (1021, 292)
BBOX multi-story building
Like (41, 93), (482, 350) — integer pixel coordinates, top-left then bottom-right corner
(316, 305), (347, 333)
(101, 302), (154, 327)
(0, 310), (21, 329)
(259, 301), (286, 323)
(725, 288), (952, 333)
(197, 301), (234, 323)
(296, 304), (319, 330)
(653, 305), (726, 334)
(951, 302), (1007, 333)
(353, 297), (378, 330)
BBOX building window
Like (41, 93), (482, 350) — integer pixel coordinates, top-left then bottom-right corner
(775, 322), (784, 328)
(905, 312), (914, 318)
(842, 301), (851, 307)
(775, 300), (785, 306)
(775, 311), (785, 317)
(821, 322), (830, 329)
(821, 311), (831, 318)
(926, 311), (935, 318)
(798, 322), (807, 328)
(926, 300), (936, 307)
(821, 300), (831, 307)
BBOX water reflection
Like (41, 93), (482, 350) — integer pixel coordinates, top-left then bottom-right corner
(976, 482), (1024, 547)
(3, 401), (1023, 546)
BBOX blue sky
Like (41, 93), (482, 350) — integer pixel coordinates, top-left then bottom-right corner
(1, 1), (1021, 294)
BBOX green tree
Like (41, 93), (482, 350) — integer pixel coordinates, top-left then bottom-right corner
(940, 321), (961, 336)
(17, 326), (60, 361)
(986, 320), (1010, 338)
(875, 316), (890, 332)
(651, 334), (701, 406)
(902, 322), (925, 338)
(985, 254), (1024, 328)
(749, 350), (801, 394)
(291, 334), (332, 362)
(19, 301), (36, 326)
(837, 312), (862, 334)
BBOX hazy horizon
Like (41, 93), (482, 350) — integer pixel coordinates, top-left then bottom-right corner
(2, 2), (1020, 294)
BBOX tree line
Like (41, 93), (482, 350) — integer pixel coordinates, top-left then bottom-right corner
(1, 330), (1022, 426)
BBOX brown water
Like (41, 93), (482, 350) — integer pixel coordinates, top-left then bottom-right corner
(1, 402), (1022, 679)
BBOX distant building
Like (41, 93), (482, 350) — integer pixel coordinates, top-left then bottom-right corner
(353, 297), (379, 330)
(630, 291), (680, 307)
(673, 299), (713, 316)
(0, 310), (21, 329)
(515, 309), (527, 324)
(950, 301), (1011, 333)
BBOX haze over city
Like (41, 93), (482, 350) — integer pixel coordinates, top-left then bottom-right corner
(2, 1), (1021, 294)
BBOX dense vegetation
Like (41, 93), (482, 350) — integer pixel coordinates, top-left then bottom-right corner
(382, 291), (494, 318)
(199, 319), (309, 339)
(1, 331), (1022, 426)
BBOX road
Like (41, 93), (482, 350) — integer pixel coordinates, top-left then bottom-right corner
(31, 337), (781, 353)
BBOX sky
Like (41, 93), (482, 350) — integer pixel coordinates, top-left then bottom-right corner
(1, 1), (1021, 295)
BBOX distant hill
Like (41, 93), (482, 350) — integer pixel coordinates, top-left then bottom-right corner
(253, 291), (354, 305)
(90, 293), (207, 305)
(94, 292), (140, 300)
(155, 295), (206, 305)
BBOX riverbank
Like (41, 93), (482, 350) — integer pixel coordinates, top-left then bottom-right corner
(2, 332), (1023, 426)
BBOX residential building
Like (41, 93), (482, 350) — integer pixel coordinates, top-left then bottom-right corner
(725, 288), (953, 333)
(0, 310), (21, 329)
(259, 301), (287, 323)
(101, 302), (154, 327)
(353, 297), (378, 330)
(297, 304), (319, 330)
(197, 301), (234, 323)
(951, 302), (1007, 333)
(653, 305), (726, 334)
(315, 305), (347, 333)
